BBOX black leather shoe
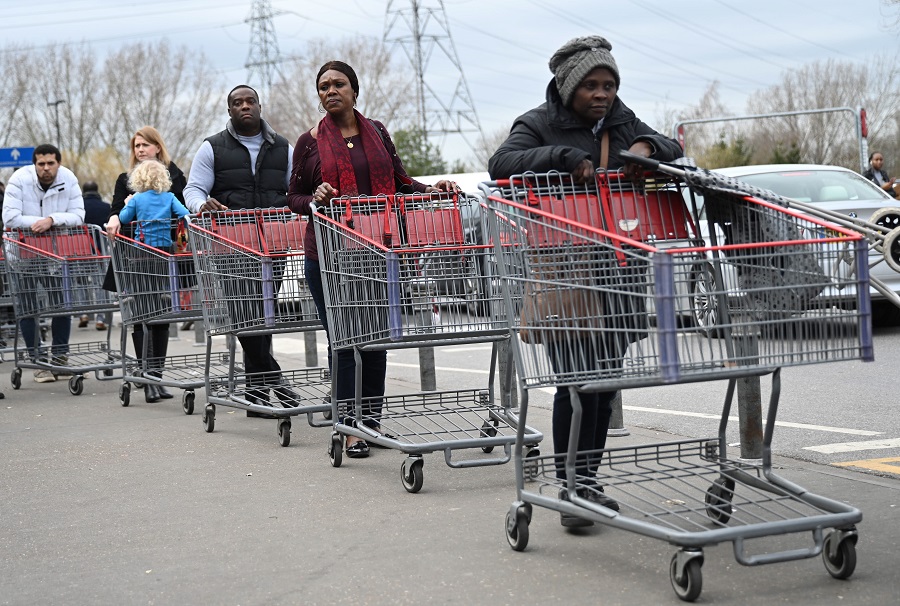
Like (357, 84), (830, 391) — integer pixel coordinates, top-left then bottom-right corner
(156, 385), (174, 400)
(245, 389), (277, 418)
(144, 384), (161, 403)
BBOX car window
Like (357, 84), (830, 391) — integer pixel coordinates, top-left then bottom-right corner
(735, 170), (888, 203)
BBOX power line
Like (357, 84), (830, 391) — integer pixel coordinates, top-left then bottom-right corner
(245, 0), (284, 98)
(384, 0), (485, 152)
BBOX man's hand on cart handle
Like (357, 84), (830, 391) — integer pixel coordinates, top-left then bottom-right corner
(31, 216), (54, 233)
(314, 182), (338, 205)
(201, 197), (228, 212)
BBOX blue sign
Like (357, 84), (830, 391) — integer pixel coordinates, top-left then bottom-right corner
(0, 147), (35, 168)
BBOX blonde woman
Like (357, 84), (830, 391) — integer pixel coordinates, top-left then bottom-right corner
(103, 127), (187, 403)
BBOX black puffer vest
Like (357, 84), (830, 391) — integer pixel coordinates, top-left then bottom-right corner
(206, 121), (289, 210)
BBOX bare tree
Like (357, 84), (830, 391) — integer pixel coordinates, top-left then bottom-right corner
(100, 41), (223, 165)
(745, 54), (900, 168)
(673, 81), (740, 161)
(471, 125), (511, 172)
(266, 36), (416, 144)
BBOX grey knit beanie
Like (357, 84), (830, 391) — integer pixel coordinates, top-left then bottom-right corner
(549, 36), (620, 107)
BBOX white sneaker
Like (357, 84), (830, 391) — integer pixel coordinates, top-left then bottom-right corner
(33, 369), (57, 383)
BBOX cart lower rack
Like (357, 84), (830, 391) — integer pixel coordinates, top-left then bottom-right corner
(188, 210), (330, 446)
(315, 192), (542, 492)
(3, 226), (125, 394)
(486, 167), (870, 602)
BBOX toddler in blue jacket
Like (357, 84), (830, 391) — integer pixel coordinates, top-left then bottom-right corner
(120, 159), (191, 247)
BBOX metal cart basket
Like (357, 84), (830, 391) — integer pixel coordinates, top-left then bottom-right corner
(111, 218), (230, 414)
(314, 192), (542, 493)
(485, 165), (871, 602)
(187, 209), (330, 447)
(3, 225), (125, 395)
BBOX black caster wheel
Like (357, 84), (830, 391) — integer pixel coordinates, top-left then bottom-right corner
(203, 404), (215, 433)
(670, 552), (703, 602)
(523, 447), (541, 482)
(11, 367), (22, 390)
(119, 382), (131, 407)
(182, 391), (195, 415)
(505, 507), (530, 551)
(328, 433), (343, 468)
(68, 375), (84, 396)
(278, 419), (291, 447)
(480, 419), (498, 453)
(704, 477), (735, 525)
(822, 530), (858, 580)
(401, 457), (424, 493)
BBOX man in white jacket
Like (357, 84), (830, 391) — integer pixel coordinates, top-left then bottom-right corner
(2, 144), (85, 382)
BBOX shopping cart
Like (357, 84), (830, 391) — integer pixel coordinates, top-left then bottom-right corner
(485, 162), (870, 602)
(314, 191), (542, 493)
(187, 209), (330, 446)
(110, 218), (231, 414)
(3, 225), (125, 395)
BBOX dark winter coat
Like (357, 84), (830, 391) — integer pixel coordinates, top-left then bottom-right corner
(488, 80), (682, 179)
(206, 124), (289, 210)
(82, 192), (111, 228)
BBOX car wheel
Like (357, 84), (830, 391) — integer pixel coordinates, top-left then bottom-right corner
(690, 262), (723, 338)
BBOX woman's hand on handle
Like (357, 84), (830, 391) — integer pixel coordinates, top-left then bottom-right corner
(622, 141), (654, 180)
(571, 158), (594, 184)
(314, 182), (338, 204)
(106, 214), (121, 240)
(425, 179), (462, 194)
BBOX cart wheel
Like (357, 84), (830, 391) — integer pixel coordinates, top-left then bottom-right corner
(505, 508), (530, 552)
(523, 447), (541, 482)
(329, 433), (343, 468)
(690, 262), (722, 338)
(119, 382), (131, 407)
(704, 477), (735, 525)
(11, 367), (22, 390)
(68, 375), (84, 396)
(203, 404), (215, 433)
(480, 420), (498, 453)
(182, 391), (195, 416)
(881, 226), (900, 273)
(278, 419), (291, 447)
(869, 207), (900, 239)
(822, 531), (857, 580)
(670, 553), (703, 602)
(401, 457), (424, 493)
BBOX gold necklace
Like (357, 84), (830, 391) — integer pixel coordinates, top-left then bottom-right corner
(344, 135), (354, 149)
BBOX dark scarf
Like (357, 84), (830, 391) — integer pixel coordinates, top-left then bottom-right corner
(318, 109), (395, 197)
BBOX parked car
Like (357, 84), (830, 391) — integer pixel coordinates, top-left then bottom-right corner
(680, 164), (900, 333)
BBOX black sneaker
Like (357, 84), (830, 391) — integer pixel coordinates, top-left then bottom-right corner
(579, 486), (620, 512)
(558, 488), (593, 528)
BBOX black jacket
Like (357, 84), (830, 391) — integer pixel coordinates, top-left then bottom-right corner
(82, 192), (111, 228)
(489, 80), (682, 179)
(206, 121), (289, 210)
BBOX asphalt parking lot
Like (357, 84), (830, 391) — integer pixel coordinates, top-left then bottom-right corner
(1, 322), (898, 605)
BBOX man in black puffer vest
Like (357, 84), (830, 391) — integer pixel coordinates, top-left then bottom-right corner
(185, 84), (295, 417)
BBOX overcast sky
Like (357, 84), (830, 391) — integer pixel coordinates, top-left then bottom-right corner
(2, 0), (899, 163)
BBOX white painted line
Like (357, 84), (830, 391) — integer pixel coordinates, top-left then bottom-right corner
(622, 404), (881, 436)
(804, 437), (900, 454)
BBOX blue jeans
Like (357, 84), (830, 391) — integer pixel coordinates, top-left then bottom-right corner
(306, 257), (386, 429)
(21, 316), (71, 361)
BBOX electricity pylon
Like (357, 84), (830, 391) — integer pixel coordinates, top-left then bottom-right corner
(384, 0), (484, 154)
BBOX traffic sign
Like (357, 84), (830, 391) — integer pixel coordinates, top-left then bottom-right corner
(0, 147), (35, 168)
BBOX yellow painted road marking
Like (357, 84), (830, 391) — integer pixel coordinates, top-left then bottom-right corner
(834, 457), (900, 475)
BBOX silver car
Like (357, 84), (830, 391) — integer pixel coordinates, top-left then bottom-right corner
(683, 164), (900, 332)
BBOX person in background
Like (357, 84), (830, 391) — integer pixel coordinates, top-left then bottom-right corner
(288, 60), (456, 458)
(103, 126), (187, 402)
(80, 181), (112, 331)
(184, 84), (296, 417)
(863, 151), (898, 198)
(489, 35), (683, 527)
(2, 144), (85, 383)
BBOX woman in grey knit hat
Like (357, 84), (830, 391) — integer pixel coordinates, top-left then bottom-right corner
(489, 36), (683, 528)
